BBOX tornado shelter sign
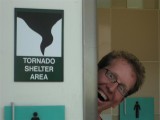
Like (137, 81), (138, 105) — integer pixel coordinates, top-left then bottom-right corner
(14, 8), (64, 82)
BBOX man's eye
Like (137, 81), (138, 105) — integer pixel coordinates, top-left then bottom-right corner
(118, 85), (125, 92)
(107, 72), (114, 79)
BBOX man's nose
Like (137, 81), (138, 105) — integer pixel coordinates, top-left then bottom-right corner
(107, 82), (118, 93)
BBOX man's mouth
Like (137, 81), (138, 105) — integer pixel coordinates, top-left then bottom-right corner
(98, 90), (108, 102)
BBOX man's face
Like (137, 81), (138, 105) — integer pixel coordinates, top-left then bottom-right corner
(98, 58), (136, 114)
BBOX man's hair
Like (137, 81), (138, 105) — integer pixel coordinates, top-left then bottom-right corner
(98, 50), (145, 97)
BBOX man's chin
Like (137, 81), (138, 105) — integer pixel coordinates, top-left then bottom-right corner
(98, 105), (110, 114)
(98, 101), (113, 114)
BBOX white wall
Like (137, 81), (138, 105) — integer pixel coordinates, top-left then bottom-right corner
(0, 0), (83, 120)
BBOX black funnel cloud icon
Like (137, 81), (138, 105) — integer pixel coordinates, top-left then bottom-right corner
(17, 10), (63, 55)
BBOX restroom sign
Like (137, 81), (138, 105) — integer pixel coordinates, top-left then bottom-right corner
(14, 8), (64, 82)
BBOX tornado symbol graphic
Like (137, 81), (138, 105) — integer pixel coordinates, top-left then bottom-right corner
(17, 10), (62, 55)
